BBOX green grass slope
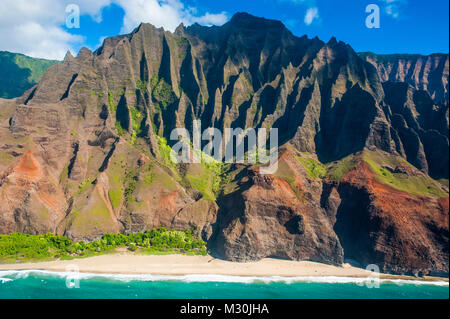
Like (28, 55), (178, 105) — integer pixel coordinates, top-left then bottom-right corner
(0, 51), (59, 99)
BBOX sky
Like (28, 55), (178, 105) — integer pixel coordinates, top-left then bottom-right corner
(0, 0), (448, 60)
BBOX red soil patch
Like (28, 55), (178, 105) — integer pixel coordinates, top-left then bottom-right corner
(158, 190), (180, 213)
(16, 152), (40, 177)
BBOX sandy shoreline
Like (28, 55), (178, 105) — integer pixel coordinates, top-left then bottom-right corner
(0, 253), (448, 283)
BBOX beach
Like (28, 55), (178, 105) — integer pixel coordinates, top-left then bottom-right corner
(0, 253), (447, 282)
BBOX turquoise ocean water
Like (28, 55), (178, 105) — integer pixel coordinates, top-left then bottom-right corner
(0, 270), (448, 299)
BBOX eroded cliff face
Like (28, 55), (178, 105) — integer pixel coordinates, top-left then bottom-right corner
(0, 13), (448, 275)
(0, 152), (67, 234)
(210, 148), (448, 275)
(333, 159), (448, 276)
(382, 82), (449, 179)
(360, 52), (449, 104)
(213, 150), (343, 265)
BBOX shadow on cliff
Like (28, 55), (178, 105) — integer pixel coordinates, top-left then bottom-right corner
(332, 183), (378, 267)
(206, 165), (253, 259)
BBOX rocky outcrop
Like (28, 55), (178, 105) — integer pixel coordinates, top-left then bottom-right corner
(213, 151), (343, 265)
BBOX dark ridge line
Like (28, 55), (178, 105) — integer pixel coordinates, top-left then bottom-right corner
(99, 138), (119, 172)
(24, 87), (37, 105)
(60, 73), (78, 101)
(67, 142), (79, 179)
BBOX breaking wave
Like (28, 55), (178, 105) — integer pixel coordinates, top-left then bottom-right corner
(0, 270), (447, 286)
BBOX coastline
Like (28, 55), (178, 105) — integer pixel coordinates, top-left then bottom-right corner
(0, 253), (448, 284)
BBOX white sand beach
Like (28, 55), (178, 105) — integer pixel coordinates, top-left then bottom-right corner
(0, 253), (447, 282)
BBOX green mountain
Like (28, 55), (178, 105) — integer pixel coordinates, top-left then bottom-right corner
(0, 51), (59, 99)
(0, 13), (448, 276)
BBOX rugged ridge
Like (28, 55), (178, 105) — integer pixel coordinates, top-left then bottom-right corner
(0, 13), (448, 276)
(359, 52), (449, 104)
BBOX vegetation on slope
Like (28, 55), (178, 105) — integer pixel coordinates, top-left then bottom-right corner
(321, 150), (447, 198)
(362, 150), (448, 198)
(0, 51), (58, 98)
(150, 74), (176, 110)
(296, 155), (327, 179)
(184, 159), (226, 202)
(156, 136), (231, 201)
(0, 228), (207, 263)
(326, 154), (360, 181)
(273, 157), (304, 200)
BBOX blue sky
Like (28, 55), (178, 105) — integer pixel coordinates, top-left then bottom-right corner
(0, 0), (448, 60)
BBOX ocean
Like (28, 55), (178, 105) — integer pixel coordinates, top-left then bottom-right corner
(0, 270), (448, 299)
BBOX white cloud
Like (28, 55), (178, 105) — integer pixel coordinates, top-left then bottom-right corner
(116, 0), (228, 34)
(380, 0), (406, 19)
(75, 0), (113, 22)
(385, 5), (399, 18)
(0, 0), (228, 60)
(304, 7), (319, 25)
(191, 12), (228, 27)
(0, 0), (107, 60)
(12, 23), (84, 61)
(278, 0), (319, 26)
(117, 0), (184, 34)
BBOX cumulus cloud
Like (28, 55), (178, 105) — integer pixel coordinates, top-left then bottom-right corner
(0, 0), (228, 60)
(191, 12), (229, 27)
(278, 0), (319, 26)
(304, 7), (319, 25)
(116, 0), (227, 33)
(0, 0), (85, 60)
(75, 0), (113, 22)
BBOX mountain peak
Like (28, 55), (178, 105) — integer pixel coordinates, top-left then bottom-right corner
(230, 12), (256, 21)
(327, 36), (338, 46)
(229, 12), (285, 29)
(175, 23), (185, 35)
(77, 47), (92, 59)
(63, 50), (74, 62)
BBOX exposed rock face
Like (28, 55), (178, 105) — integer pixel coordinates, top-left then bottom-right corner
(382, 82), (449, 179)
(359, 52), (449, 104)
(333, 160), (448, 275)
(0, 152), (67, 234)
(213, 151), (343, 265)
(212, 148), (448, 275)
(0, 13), (448, 275)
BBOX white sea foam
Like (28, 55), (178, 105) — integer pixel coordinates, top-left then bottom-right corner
(0, 270), (448, 286)
(0, 277), (12, 283)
